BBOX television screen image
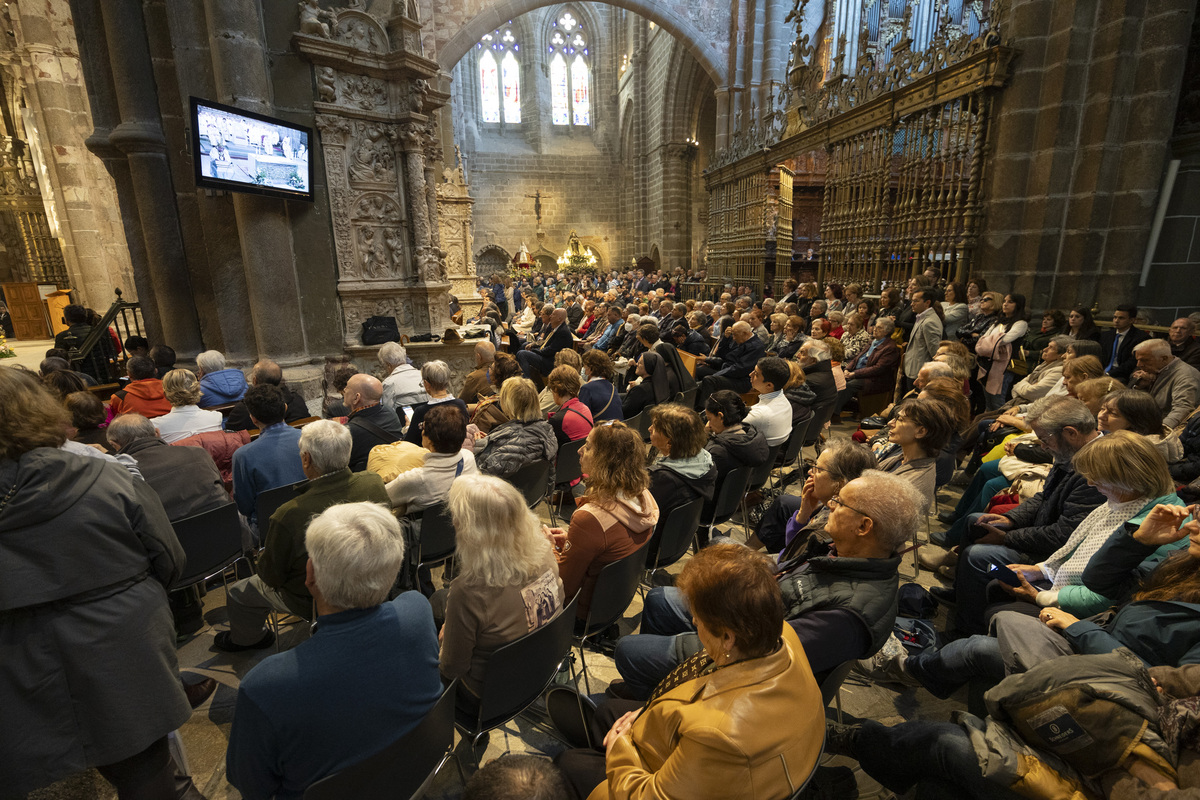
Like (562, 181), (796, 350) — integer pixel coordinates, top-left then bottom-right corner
(191, 97), (314, 201)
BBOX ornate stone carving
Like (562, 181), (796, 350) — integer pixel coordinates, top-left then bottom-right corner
(348, 122), (396, 185)
(353, 192), (402, 222)
(298, 0), (333, 37)
(341, 74), (387, 110)
(335, 12), (387, 53)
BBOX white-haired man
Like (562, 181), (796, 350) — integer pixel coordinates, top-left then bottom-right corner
(379, 342), (428, 412)
(1132, 337), (1200, 428)
(196, 349), (248, 408)
(215, 420), (389, 652)
(226, 503), (441, 798)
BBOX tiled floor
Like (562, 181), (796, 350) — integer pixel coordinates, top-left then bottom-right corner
(27, 422), (968, 800)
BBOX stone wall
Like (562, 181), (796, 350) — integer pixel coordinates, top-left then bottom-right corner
(978, 0), (1198, 316)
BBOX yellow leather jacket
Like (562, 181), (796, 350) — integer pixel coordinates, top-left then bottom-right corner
(589, 623), (824, 800)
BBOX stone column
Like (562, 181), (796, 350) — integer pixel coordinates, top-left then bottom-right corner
(203, 0), (308, 362)
(437, 154), (479, 321)
(93, 0), (202, 355)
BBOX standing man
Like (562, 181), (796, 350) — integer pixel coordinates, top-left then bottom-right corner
(902, 289), (943, 393)
(1100, 304), (1150, 382)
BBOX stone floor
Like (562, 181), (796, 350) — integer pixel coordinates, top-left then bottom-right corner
(4, 336), (56, 372)
(26, 420), (968, 800)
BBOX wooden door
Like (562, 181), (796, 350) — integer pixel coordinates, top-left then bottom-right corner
(2, 282), (49, 339)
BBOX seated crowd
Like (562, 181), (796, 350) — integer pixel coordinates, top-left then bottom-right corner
(7, 273), (1200, 800)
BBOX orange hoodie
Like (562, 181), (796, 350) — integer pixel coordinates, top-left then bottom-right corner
(109, 379), (173, 419)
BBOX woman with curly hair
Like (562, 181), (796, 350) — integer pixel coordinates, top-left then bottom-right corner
(545, 422), (659, 620)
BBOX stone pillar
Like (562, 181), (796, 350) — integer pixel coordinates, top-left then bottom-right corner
(437, 153), (479, 321)
(203, 0), (308, 362)
(86, 0), (202, 354)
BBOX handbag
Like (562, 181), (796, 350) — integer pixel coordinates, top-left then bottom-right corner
(361, 315), (400, 346)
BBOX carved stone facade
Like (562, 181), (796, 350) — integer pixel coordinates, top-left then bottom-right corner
(294, 4), (453, 347)
(436, 148), (479, 321)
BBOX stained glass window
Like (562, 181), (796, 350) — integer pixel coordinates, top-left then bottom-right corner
(550, 54), (569, 126)
(477, 25), (520, 124)
(548, 8), (591, 127)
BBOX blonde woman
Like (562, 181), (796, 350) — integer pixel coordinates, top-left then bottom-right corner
(439, 474), (565, 702)
(153, 369), (224, 443)
(475, 377), (558, 483)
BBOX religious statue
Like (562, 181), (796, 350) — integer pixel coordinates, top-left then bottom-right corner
(360, 227), (388, 278)
(317, 67), (336, 102)
(298, 0), (332, 37)
(349, 124), (395, 184)
(385, 227), (405, 267)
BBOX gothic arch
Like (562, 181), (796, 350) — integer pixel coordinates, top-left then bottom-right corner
(475, 244), (512, 275)
(439, 0), (728, 87)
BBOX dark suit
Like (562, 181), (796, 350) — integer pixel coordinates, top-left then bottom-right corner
(566, 304), (584, 330)
(1173, 338), (1200, 373)
(1099, 326), (1151, 382)
(517, 323), (573, 379)
(846, 338), (901, 395)
(678, 329), (709, 356)
(694, 336), (767, 407)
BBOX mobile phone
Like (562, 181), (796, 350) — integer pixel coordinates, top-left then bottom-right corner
(988, 563), (1024, 587)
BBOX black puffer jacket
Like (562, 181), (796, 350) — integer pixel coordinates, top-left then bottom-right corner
(475, 419), (558, 489)
(705, 424), (770, 478)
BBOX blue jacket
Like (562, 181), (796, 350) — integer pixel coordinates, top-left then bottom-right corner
(200, 368), (249, 407)
(226, 593), (441, 800)
(579, 378), (623, 422)
(231, 423), (305, 521)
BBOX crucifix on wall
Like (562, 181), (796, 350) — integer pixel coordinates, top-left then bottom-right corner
(525, 189), (549, 225)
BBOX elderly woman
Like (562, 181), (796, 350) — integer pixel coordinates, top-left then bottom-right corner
(765, 313), (790, 353)
(556, 544), (824, 800)
(153, 368), (224, 443)
(472, 352), (524, 433)
(547, 364), (595, 446)
(776, 315), (807, 360)
(750, 437), (878, 555)
(840, 312), (870, 363)
(810, 317), (831, 341)
(0, 367), (195, 798)
(580, 349), (623, 422)
(648, 404), (718, 519)
(403, 360), (468, 445)
(475, 377), (558, 485)
(387, 404), (479, 517)
(545, 423), (658, 621)
(827, 309), (846, 339)
(438, 474), (565, 707)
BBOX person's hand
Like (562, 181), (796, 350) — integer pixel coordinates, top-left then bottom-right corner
(1008, 564), (1044, 581)
(998, 568), (1040, 603)
(1131, 504), (1192, 547)
(798, 476), (819, 518)
(1130, 369), (1152, 388)
(988, 419), (1005, 433)
(1003, 439), (1018, 456)
(603, 709), (642, 754)
(473, 430), (487, 440)
(1039, 607), (1080, 631)
(438, 624), (444, 644)
(973, 523), (1007, 545)
(975, 513), (1011, 529)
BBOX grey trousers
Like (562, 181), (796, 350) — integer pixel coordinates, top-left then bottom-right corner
(991, 610), (1075, 674)
(225, 575), (298, 645)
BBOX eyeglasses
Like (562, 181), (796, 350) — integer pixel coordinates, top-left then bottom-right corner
(827, 495), (869, 517)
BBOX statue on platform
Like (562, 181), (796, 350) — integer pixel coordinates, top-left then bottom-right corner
(298, 0), (332, 37)
(317, 67), (336, 102)
(360, 227), (389, 278)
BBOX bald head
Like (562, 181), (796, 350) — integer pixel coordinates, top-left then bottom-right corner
(251, 359), (283, 386)
(474, 341), (496, 367)
(550, 308), (568, 327)
(345, 374), (383, 412)
(106, 413), (158, 450)
(731, 321), (753, 343)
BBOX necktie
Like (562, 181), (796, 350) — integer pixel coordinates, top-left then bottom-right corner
(1107, 332), (1123, 372)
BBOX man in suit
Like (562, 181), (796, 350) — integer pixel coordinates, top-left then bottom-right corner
(460, 341), (496, 405)
(1100, 304), (1150, 382)
(693, 321), (767, 408)
(902, 289), (944, 393)
(517, 307), (573, 385)
(634, 271), (651, 294)
(837, 317), (902, 414)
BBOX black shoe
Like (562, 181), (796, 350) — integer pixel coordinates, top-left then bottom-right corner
(211, 629), (275, 653)
(937, 511), (956, 525)
(823, 721), (860, 758)
(930, 586), (957, 606)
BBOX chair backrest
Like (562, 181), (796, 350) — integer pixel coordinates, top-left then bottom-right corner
(779, 419), (810, 467)
(303, 679), (458, 800)
(704, 465), (753, 524)
(506, 458), (552, 507)
(680, 385), (698, 409)
(748, 443), (783, 491)
(554, 438), (586, 487)
(255, 480), (305, 528)
(168, 502), (244, 590)
(677, 349), (699, 376)
(417, 502), (456, 566)
(472, 594), (580, 730)
(805, 398), (839, 445)
(582, 546), (649, 636)
(649, 497), (705, 571)
(819, 660), (858, 707)
(622, 411), (643, 437)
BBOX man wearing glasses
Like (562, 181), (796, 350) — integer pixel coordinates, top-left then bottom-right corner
(610, 471), (924, 700)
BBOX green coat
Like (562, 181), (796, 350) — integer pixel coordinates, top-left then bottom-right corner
(256, 468), (388, 616)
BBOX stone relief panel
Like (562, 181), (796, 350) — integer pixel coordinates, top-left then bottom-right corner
(334, 11), (388, 52)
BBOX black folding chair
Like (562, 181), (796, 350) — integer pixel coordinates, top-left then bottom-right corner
(741, 442), (783, 539)
(169, 502), (247, 594)
(681, 385), (698, 409)
(303, 679), (459, 800)
(255, 480), (306, 531)
(804, 399), (838, 451)
(575, 548), (649, 693)
(621, 411), (643, 438)
(506, 458), (552, 512)
(549, 439), (585, 526)
(644, 497), (706, 584)
(698, 465), (752, 546)
(768, 418), (811, 496)
(454, 595), (580, 771)
(416, 502), (456, 573)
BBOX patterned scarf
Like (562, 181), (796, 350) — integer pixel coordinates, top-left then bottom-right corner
(647, 649), (718, 705)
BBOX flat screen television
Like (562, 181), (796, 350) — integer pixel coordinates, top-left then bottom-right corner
(190, 97), (314, 201)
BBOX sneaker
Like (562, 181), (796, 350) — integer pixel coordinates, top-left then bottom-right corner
(823, 722), (861, 758)
(852, 634), (919, 687)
